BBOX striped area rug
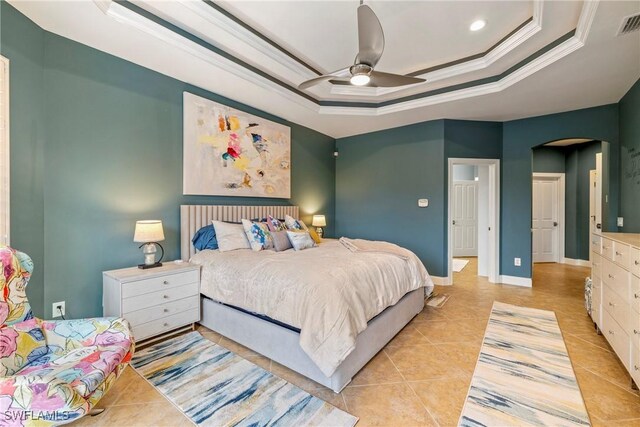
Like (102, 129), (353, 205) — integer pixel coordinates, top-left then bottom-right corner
(132, 332), (357, 427)
(459, 302), (590, 426)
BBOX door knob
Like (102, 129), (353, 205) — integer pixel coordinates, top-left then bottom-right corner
(553, 222), (558, 227)
(452, 220), (456, 225)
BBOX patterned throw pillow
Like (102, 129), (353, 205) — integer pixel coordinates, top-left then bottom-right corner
(265, 215), (287, 232)
(0, 318), (48, 376)
(271, 230), (293, 252)
(284, 214), (308, 231)
(286, 230), (317, 251)
(212, 221), (251, 252)
(241, 219), (274, 251)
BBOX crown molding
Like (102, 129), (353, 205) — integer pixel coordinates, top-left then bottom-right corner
(93, 0), (598, 116)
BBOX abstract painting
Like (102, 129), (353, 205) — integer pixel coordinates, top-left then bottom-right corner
(183, 92), (291, 198)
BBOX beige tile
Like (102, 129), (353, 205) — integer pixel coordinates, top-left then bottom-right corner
(218, 337), (261, 358)
(309, 388), (348, 412)
(432, 342), (480, 374)
(270, 361), (328, 392)
(342, 383), (437, 426)
(349, 350), (404, 386)
(575, 367), (640, 421)
(95, 402), (191, 427)
(386, 324), (431, 347)
(385, 344), (467, 381)
(409, 377), (471, 427)
(111, 370), (166, 406)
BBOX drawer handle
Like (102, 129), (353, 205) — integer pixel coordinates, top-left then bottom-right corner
(609, 302), (615, 307)
(616, 251), (622, 256)
(163, 280), (169, 285)
(608, 274), (615, 279)
(636, 365), (639, 371)
(163, 308), (169, 313)
(635, 329), (639, 335)
(635, 260), (639, 266)
(163, 322), (169, 327)
(163, 295), (170, 299)
(608, 330), (614, 335)
(635, 293), (639, 299)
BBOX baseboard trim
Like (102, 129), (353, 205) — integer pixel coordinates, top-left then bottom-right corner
(562, 257), (591, 267)
(499, 275), (532, 287)
(431, 276), (451, 286)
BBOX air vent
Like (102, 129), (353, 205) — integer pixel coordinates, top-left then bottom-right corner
(618, 13), (640, 36)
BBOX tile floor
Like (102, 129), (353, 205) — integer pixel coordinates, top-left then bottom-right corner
(72, 259), (640, 426)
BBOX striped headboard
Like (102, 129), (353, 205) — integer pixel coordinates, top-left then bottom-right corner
(180, 205), (300, 260)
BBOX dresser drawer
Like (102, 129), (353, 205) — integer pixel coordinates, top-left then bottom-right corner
(632, 344), (640, 387)
(603, 310), (630, 370)
(604, 283), (630, 328)
(614, 241), (631, 270)
(132, 308), (199, 341)
(122, 282), (199, 313)
(602, 258), (630, 299)
(629, 310), (640, 350)
(602, 238), (614, 260)
(631, 247), (640, 278)
(592, 277), (602, 327)
(592, 253), (602, 279)
(122, 270), (199, 298)
(124, 295), (199, 326)
(591, 234), (602, 255)
(631, 275), (640, 315)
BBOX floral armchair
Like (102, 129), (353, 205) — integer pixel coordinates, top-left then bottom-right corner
(0, 246), (134, 426)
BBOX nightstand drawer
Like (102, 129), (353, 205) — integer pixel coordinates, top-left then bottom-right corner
(133, 308), (199, 341)
(631, 275), (640, 315)
(122, 270), (199, 298)
(602, 259), (630, 299)
(614, 241), (631, 270)
(603, 310), (630, 370)
(124, 295), (199, 326)
(122, 282), (199, 313)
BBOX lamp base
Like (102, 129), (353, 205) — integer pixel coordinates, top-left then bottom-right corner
(138, 262), (163, 270)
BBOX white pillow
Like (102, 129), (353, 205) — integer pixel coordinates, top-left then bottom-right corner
(286, 230), (316, 251)
(212, 221), (250, 252)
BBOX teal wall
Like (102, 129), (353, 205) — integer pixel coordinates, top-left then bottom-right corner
(619, 78), (640, 232)
(532, 141), (602, 261)
(502, 104), (619, 278)
(0, 3), (46, 316)
(335, 121), (446, 276)
(2, 3), (336, 318)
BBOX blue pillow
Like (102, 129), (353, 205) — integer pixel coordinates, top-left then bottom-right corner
(192, 224), (218, 250)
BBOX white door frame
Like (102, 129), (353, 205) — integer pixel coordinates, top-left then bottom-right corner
(447, 158), (500, 284)
(532, 173), (565, 264)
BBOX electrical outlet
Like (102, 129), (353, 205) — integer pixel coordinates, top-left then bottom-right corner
(617, 217), (624, 227)
(514, 257), (521, 267)
(52, 301), (65, 318)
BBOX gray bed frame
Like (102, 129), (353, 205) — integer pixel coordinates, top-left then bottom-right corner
(180, 205), (424, 393)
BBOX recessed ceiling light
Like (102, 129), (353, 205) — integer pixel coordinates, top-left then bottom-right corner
(470, 20), (486, 31)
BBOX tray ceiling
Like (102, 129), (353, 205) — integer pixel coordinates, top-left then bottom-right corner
(7, 0), (640, 138)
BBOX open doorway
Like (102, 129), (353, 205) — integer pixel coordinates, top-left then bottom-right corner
(447, 158), (500, 284)
(531, 139), (604, 273)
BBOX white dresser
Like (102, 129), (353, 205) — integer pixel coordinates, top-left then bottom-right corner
(590, 232), (640, 388)
(103, 262), (200, 342)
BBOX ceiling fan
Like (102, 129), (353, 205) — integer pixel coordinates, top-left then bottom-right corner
(298, 2), (426, 90)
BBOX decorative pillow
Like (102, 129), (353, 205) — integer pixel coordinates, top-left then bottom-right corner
(284, 214), (308, 231)
(286, 230), (317, 251)
(265, 215), (287, 232)
(0, 318), (48, 376)
(241, 219), (274, 251)
(212, 221), (251, 252)
(271, 230), (293, 252)
(192, 224), (218, 251)
(308, 228), (322, 244)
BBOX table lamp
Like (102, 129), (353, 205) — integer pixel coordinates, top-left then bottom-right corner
(134, 220), (165, 269)
(312, 215), (326, 238)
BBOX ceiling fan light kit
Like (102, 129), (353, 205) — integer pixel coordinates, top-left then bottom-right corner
(298, 3), (426, 90)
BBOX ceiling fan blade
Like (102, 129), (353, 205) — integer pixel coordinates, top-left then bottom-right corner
(298, 67), (351, 90)
(355, 4), (384, 67)
(369, 71), (425, 87)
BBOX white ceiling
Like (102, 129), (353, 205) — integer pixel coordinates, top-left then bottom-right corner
(7, 0), (640, 138)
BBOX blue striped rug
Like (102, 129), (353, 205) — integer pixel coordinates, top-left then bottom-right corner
(132, 331), (358, 427)
(459, 302), (590, 426)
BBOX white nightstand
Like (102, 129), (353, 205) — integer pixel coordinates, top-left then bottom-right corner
(103, 262), (200, 342)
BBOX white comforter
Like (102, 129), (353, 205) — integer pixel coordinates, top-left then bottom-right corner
(190, 239), (433, 377)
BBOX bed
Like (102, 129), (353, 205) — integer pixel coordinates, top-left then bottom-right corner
(181, 204), (433, 392)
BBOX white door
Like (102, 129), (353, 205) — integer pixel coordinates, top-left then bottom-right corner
(532, 178), (559, 263)
(453, 181), (478, 257)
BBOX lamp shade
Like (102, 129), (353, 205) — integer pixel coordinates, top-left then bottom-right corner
(312, 215), (326, 227)
(134, 220), (165, 243)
